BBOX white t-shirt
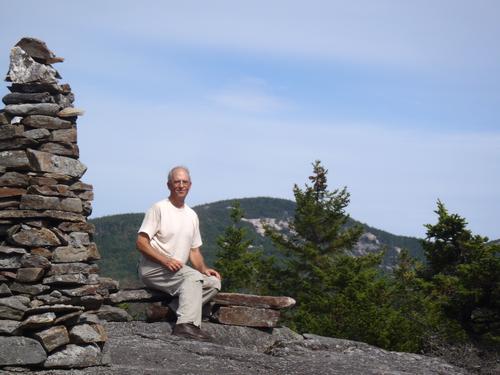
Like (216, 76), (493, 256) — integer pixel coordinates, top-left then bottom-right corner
(138, 199), (202, 264)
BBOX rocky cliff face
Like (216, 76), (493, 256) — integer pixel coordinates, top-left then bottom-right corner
(0, 321), (467, 374)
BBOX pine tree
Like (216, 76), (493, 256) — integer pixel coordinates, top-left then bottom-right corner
(421, 200), (500, 339)
(214, 201), (274, 294)
(264, 161), (415, 348)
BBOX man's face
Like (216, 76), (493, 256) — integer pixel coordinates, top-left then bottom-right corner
(168, 168), (192, 200)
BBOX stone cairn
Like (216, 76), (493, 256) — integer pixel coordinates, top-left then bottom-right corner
(0, 38), (110, 369)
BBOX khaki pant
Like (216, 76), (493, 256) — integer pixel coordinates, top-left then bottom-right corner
(138, 257), (221, 327)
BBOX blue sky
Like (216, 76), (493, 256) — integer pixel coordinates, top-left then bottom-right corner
(1, 1), (499, 239)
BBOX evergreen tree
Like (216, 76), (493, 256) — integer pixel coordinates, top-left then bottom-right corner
(420, 200), (500, 339)
(265, 161), (425, 350)
(214, 201), (274, 294)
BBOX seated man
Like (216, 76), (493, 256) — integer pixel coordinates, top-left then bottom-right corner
(136, 166), (221, 341)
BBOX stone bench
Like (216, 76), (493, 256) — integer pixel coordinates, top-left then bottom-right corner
(98, 288), (296, 328)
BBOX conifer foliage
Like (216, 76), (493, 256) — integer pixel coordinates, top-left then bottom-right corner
(214, 201), (273, 294)
(420, 200), (500, 339)
(264, 161), (416, 349)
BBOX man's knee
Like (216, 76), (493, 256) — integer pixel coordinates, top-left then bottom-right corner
(204, 275), (221, 291)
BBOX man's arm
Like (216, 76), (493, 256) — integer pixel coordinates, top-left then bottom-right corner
(136, 232), (183, 272)
(189, 247), (221, 279)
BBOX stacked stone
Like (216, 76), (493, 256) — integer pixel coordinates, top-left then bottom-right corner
(99, 288), (296, 329)
(0, 38), (110, 369)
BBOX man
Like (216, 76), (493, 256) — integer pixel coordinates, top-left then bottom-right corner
(136, 166), (221, 341)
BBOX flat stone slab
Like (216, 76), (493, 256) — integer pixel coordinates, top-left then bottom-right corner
(9, 281), (50, 296)
(0, 295), (28, 320)
(44, 344), (102, 369)
(0, 246), (27, 255)
(33, 325), (70, 352)
(212, 306), (281, 328)
(23, 115), (72, 129)
(10, 227), (61, 246)
(16, 267), (45, 282)
(0, 150), (30, 169)
(6, 46), (59, 84)
(52, 245), (99, 263)
(95, 305), (132, 322)
(27, 149), (87, 178)
(213, 293), (296, 309)
(24, 304), (84, 316)
(70, 323), (107, 344)
(108, 288), (167, 304)
(18, 312), (56, 331)
(0, 209), (86, 222)
(20, 194), (83, 213)
(43, 273), (97, 286)
(0, 336), (47, 366)
(0, 319), (20, 335)
(47, 262), (99, 276)
(0, 172), (29, 187)
(5, 103), (60, 116)
(0, 254), (22, 270)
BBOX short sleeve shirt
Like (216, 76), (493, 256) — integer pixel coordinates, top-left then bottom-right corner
(138, 199), (202, 264)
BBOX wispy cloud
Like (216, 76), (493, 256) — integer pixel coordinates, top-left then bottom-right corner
(208, 78), (289, 113)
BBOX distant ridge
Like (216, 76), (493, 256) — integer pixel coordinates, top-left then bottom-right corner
(90, 197), (424, 285)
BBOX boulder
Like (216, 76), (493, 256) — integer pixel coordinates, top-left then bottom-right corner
(0, 336), (46, 366)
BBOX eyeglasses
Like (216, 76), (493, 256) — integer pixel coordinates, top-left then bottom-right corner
(172, 179), (191, 186)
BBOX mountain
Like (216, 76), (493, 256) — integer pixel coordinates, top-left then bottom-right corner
(90, 197), (423, 286)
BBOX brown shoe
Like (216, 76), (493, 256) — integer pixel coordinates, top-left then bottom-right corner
(172, 323), (211, 341)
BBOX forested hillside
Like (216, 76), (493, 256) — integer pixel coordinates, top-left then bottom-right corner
(90, 197), (423, 286)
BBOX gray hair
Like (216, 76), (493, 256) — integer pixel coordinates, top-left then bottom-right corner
(167, 166), (191, 183)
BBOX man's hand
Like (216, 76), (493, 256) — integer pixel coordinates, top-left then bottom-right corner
(164, 257), (183, 272)
(203, 268), (221, 280)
